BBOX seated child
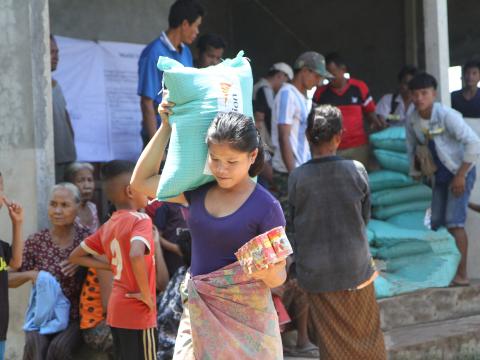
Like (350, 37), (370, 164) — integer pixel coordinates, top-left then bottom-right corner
(0, 171), (24, 360)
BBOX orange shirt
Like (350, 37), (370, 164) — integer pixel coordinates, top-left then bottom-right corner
(81, 210), (156, 330)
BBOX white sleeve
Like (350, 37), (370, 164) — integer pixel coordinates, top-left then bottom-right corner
(375, 94), (392, 118)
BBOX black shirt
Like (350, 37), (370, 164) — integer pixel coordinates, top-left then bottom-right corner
(451, 89), (480, 118)
(253, 86), (273, 134)
(0, 240), (12, 340)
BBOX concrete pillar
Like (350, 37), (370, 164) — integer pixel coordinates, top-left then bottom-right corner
(423, 0), (451, 106)
(464, 119), (480, 281)
(0, 0), (54, 358)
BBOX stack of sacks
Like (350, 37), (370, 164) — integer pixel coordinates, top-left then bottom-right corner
(156, 51), (253, 200)
(368, 219), (460, 298)
(369, 127), (431, 219)
(368, 127), (460, 298)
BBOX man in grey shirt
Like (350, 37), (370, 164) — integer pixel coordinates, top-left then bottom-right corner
(51, 35), (76, 183)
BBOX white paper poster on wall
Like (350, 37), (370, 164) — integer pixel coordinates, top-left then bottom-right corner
(54, 36), (145, 162)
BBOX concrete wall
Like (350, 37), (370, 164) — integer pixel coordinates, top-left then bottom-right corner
(49, 0), (408, 100)
(448, 0), (480, 66)
(0, 0), (54, 358)
(49, 0), (174, 44)
(47, 0), (480, 99)
(199, 0), (408, 100)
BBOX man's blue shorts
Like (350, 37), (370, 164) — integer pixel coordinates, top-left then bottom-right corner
(431, 168), (476, 230)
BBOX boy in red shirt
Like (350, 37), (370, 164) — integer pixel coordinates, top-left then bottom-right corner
(70, 160), (157, 360)
(314, 52), (387, 167)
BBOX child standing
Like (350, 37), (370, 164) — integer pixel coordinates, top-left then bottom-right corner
(131, 106), (287, 359)
(288, 105), (386, 359)
(0, 172), (24, 360)
(406, 72), (480, 286)
(65, 162), (100, 232)
(69, 160), (158, 360)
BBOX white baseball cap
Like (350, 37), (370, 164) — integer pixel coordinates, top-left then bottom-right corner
(271, 62), (294, 81)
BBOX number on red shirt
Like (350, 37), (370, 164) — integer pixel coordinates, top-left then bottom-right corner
(110, 239), (123, 280)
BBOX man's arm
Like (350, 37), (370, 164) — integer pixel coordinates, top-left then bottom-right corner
(253, 88), (271, 128)
(444, 109), (480, 195)
(140, 96), (158, 142)
(65, 110), (75, 139)
(405, 117), (422, 179)
(452, 162), (473, 197)
(254, 111), (266, 129)
(365, 111), (387, 130)
(375, 94), (391, 124)
(278, 124), (295, 173)
(357, 164), (371, 224)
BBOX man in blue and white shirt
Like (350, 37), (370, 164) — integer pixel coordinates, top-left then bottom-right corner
(272, 52), (330, 175)
(271, 51), (330, 231)
(137, 0), (204, 145)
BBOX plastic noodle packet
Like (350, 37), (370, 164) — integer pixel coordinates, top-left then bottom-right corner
(267, 227), (293, 259)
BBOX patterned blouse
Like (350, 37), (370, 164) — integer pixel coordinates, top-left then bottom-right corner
(75, 201), (100, 233)
(21, 223), (91, 321)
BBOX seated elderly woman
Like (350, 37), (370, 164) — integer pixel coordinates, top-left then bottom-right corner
(9, 183), (91, 360)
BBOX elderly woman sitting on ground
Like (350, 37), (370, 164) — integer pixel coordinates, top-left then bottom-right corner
(9, 183), (91, 360)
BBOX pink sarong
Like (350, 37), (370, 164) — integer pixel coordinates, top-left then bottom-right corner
(173, 262), (283, 359)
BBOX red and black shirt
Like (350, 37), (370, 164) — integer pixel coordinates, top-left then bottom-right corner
(314, 78), (376, 150)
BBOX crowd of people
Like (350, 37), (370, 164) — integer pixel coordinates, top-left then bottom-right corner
(2, 0), (480, 359)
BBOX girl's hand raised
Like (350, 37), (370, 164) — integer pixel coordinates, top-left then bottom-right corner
(157, 90), (175, 127)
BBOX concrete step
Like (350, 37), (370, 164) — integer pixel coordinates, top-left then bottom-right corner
(379, 280), (480, 331)
(385, 314), (480, 360)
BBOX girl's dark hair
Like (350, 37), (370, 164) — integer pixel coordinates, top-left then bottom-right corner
(306, 105), (343, 145)
(206, 112), (265, 177)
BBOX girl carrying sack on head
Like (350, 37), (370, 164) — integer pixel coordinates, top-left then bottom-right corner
(131, 106), (288, 359)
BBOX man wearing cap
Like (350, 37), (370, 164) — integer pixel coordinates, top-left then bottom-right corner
(253, 63), (293, 190)
(270, 52), (329, 230)
(314, 52), (386, 167)
(253, 63), (294, 138)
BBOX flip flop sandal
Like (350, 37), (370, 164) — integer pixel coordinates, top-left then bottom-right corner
(450, 280), (470, 287)
(284, 343), (319, 358)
